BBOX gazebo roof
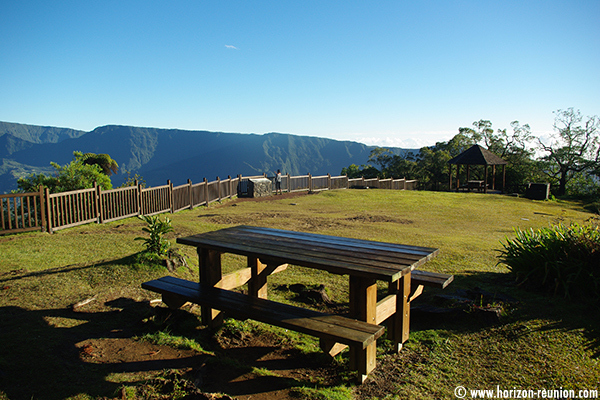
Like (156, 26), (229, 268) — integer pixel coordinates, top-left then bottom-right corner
(447, 144), (507, 166)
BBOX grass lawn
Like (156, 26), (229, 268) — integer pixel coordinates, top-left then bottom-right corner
(0, 189), (598, 399)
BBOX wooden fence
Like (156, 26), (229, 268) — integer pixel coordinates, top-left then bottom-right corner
(1, 173), (416, 235)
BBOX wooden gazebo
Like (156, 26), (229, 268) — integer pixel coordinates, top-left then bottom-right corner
(448, 145), (507, 193)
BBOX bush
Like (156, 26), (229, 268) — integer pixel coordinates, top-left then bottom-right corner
(498, 221), (600, 301)
(135, 215), (174, 256)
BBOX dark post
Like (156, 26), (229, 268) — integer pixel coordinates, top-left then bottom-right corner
(44, 187), (52, 233)
(96, 182), (103, 224)
(188, 179), (193, 210)
(204, 177), (209, 207)
(168, 180), (174, 213)
(39, 185), (46, 233)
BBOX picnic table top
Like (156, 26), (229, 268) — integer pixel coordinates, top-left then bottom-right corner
(177, 225), (439, 282)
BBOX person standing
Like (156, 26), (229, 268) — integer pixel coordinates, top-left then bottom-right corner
(275, 169), (283, 195)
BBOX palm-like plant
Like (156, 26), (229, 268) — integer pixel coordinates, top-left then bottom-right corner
(135, 215), (174, 256)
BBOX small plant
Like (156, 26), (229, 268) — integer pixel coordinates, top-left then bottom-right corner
(135, 215), (174, 256)
(498, 222), (600, 301)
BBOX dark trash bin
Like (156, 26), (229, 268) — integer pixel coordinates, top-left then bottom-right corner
(525, 183), (550, 200)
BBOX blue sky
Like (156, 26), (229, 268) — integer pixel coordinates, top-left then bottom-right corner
(1, 1), (598, 148)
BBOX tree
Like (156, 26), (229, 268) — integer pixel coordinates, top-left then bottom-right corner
(340, 163), (379, 179)
(75, 151), (119, 176)
(537, 108), (600, 196)
(16, 151), (115, 193)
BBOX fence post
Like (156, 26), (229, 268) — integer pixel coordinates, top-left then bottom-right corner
(38, 185), (46, 233)
(204, 177), (209, 207)
(217, 177), (222, 201)
(44, 187), (52, 234)
(345, 175), (349, 189)
(287, 173), (291, 193)
(362, 176), (365, 188)
(327, 173), (331, 190)
(137, 183), (142, 215)
(308, 173), (313, 192)
(168, 180), (174, 213)
(188, 179), (193, 210)
(95, 183), (103, 225)
(228, 175), (232, 199)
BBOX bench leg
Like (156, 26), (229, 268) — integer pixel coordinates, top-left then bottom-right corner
(388, 272), (411, 352)
(161, 292), (188, 309)
(198, 248), (223, 327)
(349, 276), (378, 383)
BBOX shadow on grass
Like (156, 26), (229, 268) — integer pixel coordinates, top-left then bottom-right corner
(0, 296), (208, 399)
(407, 270), (600, 358)
(0, 254), (146, 284)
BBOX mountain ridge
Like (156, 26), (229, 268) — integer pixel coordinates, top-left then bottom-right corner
(0, 122), (413, 193)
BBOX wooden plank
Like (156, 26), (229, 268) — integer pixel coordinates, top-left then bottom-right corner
(216, 263), (288, 291)
(411, 270), (454, 289)
(223, 228), (430, 266)
(197, 226), (435, 266)
(180, 226), (440, 271)
(179, 235), (406, 281)
(142, 277), (384, 348)
(348, 276), (378, 381)
(194, 232), (421, 273)
(177, 228), (437, 282)
(387, 273), (411, 352)
(198, 248), (223, 326)
(248, 257), (268, 299)
(375, 294), (396, 325)
(239, 226), (438, 257)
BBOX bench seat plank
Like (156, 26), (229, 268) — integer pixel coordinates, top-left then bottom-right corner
(411, 270), (454, 289)
(143, 276), (385, 349)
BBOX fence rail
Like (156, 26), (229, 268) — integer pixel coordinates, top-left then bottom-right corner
(1, 173), (416, 235)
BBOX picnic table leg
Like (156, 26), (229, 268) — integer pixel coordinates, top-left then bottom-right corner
(198, 248), (224, 327)
(248, 257), (268, 299)
(388, 272), (411, 352)
(349, 276), (378, 383)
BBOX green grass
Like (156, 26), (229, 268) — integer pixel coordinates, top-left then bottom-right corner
(1, 189), (598, 399)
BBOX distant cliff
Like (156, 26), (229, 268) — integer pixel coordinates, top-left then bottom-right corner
(0, 122), (412, 193)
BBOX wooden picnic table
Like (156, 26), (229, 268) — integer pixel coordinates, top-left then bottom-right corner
(170, 225), (441, 382)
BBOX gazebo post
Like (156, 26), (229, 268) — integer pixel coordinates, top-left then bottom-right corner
(492, 165), (496, 190)
(456, 165), (461, 192)
(448, 166), (453, 190)
(502, 165), (506, 193)
(484, 165), (489, 194)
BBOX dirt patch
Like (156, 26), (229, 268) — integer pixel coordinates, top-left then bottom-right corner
(345, 214), (413, 224)
(200, 212), (293, 225)
(224, 191), (316, 205)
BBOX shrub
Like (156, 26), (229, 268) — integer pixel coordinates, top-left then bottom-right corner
(497, 221), (600, 301)
(135, 215), (174, 256)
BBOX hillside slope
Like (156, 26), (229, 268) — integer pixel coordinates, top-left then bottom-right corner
(0, 122), (411, 193)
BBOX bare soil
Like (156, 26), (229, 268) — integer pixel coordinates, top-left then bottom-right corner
(73, 296), (414, 400)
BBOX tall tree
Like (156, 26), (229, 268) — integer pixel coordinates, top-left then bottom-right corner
(537, 108), (600, 195)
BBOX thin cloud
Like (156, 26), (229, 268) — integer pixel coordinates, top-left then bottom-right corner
(225, 45), (239, 50)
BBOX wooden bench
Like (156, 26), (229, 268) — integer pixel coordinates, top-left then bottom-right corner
(411, 270), (454, 289)
(142, 276), (385, 351)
